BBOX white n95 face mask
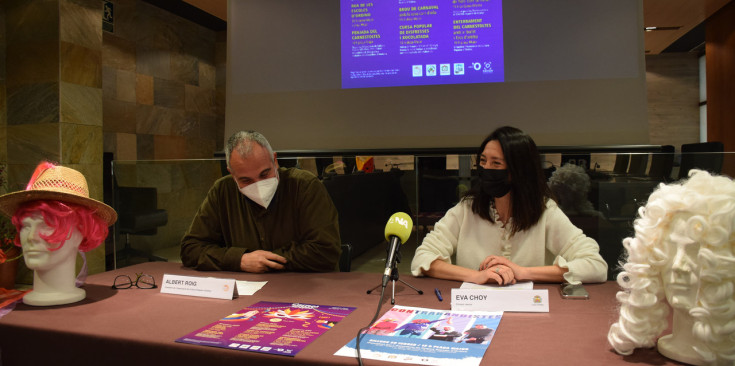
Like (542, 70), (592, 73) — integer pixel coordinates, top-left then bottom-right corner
(239, 173), (279, 209)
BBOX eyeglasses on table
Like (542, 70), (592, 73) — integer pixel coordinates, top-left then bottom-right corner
(112, 273), (158, 289)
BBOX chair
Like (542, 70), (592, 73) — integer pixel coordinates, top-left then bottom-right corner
(678, 142), (725, 179)
(339, 243), (352, 272)
(115, 186), (169, 264)
(627, 154), (649, 176)
(322, 170), (411, 260)
(612, 154), (630, 175)
(646, 145), (675, 181)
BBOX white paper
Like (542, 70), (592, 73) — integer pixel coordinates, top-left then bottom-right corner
(235, 280), (267, 295)
(459, 281), (534, 290)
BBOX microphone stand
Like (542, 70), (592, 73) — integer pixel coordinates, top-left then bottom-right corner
(366, 251), (423, 305)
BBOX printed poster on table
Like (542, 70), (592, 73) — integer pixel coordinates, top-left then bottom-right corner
(335, 305), (502, 366)
(176, 301), (355, 357)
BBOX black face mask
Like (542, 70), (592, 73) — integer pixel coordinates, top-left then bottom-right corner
(479, 168), (511, 198)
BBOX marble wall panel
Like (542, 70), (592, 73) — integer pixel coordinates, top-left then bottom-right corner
(171, 51), (199, 85)
(215, 115), (225, 151)
(116, 69), (136, 103)
(153, 77), (184, 109)
(136, 133), (154, 160)
(216, 89), (226, 117)
(184, 84), (214, 114)
(60, 123), (102, 164)
(198, 113), (217, 141)
(0, 13), (5, 86)
(136, 45), (171, 79)
(60, 81), (102, 126)
(60, 0), (101, 50)
(4, 0), (59, 45)
(102, 98), (136, 133)
(114, 132), (137, 160)
(136, 73), (154, 105)
(60, 41), (102, 88)
(179, 111), (199, 138)
(7, 123), (60, 165)
(136, 104), (181, 135)
(108, 0), (137, 42)
(0, 125), (6, 163)
(179, 20), (215, 63)
(6, 42), (59, 90)
(0, 86), (5, 126)
(7, 83), (59, 125)
(153, 134), (186, 160)
(136, 2), (182, 51)
(199, 61), (216, 90)
(102, 65), (117, 99)
(102, 33), (136, 71)
(184, 136), (216, 160)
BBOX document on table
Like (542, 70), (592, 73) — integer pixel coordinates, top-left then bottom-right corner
(459, 281), (534, 290)
(236, 280), (267, 295)
(335, 305), (502, 366)
(177, 301), (356, 357)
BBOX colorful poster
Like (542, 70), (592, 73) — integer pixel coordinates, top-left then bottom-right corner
(335, 305), (502, 366)
(176, 301), (356, 357)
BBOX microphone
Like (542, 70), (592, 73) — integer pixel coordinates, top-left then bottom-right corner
(382, 212), (413, 287)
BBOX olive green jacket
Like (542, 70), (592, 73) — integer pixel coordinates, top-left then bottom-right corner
(181, 168), (341, 272)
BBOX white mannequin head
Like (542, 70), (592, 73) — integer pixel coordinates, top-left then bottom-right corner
(20, 211), (85, 306)
(0, 163), (117, 307)
(608, 170), (735, 365)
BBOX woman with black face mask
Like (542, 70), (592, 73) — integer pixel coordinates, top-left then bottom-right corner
(410, 126), (607, 285)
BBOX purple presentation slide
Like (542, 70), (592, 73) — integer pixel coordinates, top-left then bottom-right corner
(341, 0), (504, 89)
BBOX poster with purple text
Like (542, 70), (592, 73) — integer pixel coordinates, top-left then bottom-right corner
(176, 301), (356, 357)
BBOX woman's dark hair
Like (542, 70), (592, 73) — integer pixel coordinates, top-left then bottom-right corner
(462, 126), (552, 236)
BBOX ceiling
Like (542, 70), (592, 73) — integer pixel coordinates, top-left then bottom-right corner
(154, 0), (732, 55)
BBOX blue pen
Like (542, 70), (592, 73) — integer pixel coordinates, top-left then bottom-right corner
(434, 288), (443, 301)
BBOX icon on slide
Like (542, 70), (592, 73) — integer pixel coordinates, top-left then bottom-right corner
(453, 63), (465, 75)
(472, 62), (482, 71)
(426, 64), (437, 76)
(412, 65), (423, 77)
(440, 64), (450, 76)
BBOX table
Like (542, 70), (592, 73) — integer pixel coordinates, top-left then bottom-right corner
(0, 262), (682, 365)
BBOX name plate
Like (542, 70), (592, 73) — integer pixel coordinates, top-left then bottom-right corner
(160, 274), (238, 300)
(451, 288), (549, 312)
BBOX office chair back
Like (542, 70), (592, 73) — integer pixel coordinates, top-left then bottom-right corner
(678, 142), (725, 179)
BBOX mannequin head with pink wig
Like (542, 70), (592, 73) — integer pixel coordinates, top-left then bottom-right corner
(0, 162), (116, 306)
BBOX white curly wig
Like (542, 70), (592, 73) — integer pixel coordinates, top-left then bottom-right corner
(607, 170), (735, 364)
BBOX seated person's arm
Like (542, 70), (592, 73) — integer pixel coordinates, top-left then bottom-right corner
(424, 259), (506, 285)
(480, 256), (567, 282)
(180, 186), (247, 271)
(411, 204), (510, 285)
(268, 178), (341, 272)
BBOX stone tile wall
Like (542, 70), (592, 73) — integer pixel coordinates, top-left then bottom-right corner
(102, 0), (224, 162)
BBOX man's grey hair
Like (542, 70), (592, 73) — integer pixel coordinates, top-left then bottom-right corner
(225, 131), (275, 169)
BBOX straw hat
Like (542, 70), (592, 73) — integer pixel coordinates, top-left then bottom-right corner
(0, 165), (117, 225)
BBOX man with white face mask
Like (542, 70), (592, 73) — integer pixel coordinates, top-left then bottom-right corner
(181, 131), (341, 273)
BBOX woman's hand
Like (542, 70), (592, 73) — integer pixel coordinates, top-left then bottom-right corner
(480, 256), (527, 283)
(467, 263), (516, 285)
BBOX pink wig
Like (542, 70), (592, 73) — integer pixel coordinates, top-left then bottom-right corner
(11, 200), (109, 252)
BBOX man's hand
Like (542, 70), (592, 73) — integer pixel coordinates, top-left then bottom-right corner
(240, 250), (287, 273)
